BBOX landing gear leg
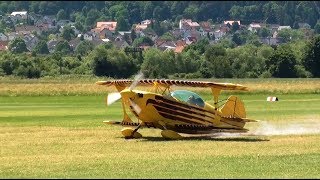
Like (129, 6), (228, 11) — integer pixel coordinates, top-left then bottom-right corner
(121, 123), (143, 139)
(130, 123), (142, 138)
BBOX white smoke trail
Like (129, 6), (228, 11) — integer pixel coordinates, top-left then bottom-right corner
(250, 120), (320, 136)
(210, 119), (320, 138)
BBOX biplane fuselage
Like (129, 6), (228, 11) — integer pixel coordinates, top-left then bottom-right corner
(120, 89), (248, 134)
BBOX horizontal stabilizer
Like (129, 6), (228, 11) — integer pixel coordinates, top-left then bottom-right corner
(222, 117), (258, 123)
(240, 118), (259, 122)
(103, 120), (121, 125)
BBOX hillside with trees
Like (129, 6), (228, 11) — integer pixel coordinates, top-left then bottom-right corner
(0, 1), (320, 79)
(1, 1), (320, 28)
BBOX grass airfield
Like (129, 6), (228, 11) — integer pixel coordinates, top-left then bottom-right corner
(0, 78), (320, 178)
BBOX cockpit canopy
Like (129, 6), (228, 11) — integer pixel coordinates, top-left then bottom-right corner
(170, 90), (205, 107)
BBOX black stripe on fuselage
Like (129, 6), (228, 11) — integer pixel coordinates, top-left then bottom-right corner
(154, 104), (210, 122)
(157, 111), (203, 125)
(146, 99), (213, 118)
(146, 99), (215, 124)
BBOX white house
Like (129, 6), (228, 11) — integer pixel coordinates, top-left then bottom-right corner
(101, 38), (110, 42)
(248, 23), (261, 32)
(141, 19), (152, 25)
(278, 26), (291, 31)
(10, 11), (28, 19)
(118, 31), (131, 36)
(83, 32), (94, 41)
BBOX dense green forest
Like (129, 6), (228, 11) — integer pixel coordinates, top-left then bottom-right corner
(1, 1), (320, 27)
(0, 1), (320, 79)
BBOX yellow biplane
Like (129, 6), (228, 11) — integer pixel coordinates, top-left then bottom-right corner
(96, 79), (257, 140)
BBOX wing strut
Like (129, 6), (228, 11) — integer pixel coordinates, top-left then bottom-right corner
(211, 88), (221, 122)
(211, 88), (221, 110)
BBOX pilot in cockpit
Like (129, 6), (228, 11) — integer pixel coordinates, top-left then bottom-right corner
(187, 95), (198, 106)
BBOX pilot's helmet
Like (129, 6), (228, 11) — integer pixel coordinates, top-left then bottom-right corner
(189, 95), (196, 101)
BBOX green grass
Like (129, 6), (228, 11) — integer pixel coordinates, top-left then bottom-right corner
(1, 93), (320, 178)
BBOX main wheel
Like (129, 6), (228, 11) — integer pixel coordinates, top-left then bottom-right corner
(121, 127), (142, 139)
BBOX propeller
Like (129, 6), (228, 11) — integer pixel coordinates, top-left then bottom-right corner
(106, 92), (122, 106)
(106, 71), (144, 106)
(127, 71), (143, 114)
(129, 71), (144, 91)
(129, 99), (142, 115)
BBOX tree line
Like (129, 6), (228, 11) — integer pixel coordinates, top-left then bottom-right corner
(1, 35), (320, 79)
(1, 1), (320, 30)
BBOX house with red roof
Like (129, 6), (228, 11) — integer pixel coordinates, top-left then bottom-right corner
(179, 19), (200, 31)
(91, 21), (117, 39)
(92, 21), (117, 39)
(96, 22), (117, 30)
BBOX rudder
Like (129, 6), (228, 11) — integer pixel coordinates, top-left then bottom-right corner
(220, 95), (246, 118)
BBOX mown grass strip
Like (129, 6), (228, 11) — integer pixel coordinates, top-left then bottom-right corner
(1, 77), (319, 96)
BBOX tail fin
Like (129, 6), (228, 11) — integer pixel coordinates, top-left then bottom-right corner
(220, 95), (246, 118)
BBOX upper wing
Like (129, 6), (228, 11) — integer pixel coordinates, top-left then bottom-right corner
(96, 79), (248, 91)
